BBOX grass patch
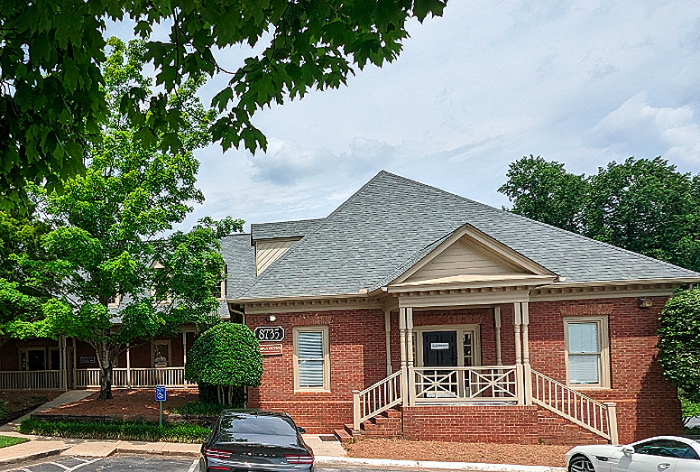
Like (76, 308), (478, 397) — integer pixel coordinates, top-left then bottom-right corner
(18, 419), (209, 444)
(170, 402), (255, 416)
(0, 435), (29, 448)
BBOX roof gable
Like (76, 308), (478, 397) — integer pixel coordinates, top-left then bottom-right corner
(395, 224), (550, 286)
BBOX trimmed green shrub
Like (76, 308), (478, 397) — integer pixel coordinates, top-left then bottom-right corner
(171, 402), (256, 416)
(18, 419), (209, 443)
(658, 288), (700, 403)
(185, 323), (262, 405)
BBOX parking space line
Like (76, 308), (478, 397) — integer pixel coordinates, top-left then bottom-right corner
(49, 462), (71, 470)
(186, 458), (199, 472)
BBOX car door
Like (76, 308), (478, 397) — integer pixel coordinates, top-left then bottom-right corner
(612, 439), (681, 472)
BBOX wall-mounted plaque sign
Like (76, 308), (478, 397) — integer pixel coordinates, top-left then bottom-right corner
(430, 343), (450, 350)
(80, 356), (95, 363)
(260, 344), (283, 356)
(254, 326), (285, 342)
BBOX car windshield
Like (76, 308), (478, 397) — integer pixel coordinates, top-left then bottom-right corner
(219, 415), (297, 437)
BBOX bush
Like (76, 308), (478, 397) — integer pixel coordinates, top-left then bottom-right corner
(186, 323), (262, 405)
(18, 419), (209, 443)
(171, 402), (256, 416)
(197, 383), (246, 407)
(658, 288), (700, 403)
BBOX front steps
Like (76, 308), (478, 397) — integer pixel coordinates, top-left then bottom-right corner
(334, 404), (609, 445)
(334, 407), (403, 443)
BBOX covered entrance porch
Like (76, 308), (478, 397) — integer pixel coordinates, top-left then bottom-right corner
(352, 286), (619, 444)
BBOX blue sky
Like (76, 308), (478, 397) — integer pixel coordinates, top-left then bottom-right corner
(112, 0), (700, 232)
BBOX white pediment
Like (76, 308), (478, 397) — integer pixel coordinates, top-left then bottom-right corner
(404, 237), (529, 283)
(390, 224), (555, 289)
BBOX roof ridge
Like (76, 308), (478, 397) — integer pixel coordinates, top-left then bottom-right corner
(251, 217), (325, 227)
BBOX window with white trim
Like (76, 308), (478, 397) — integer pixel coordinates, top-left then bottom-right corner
(293, 326), (329, 391)
(564, 316), (610, 388)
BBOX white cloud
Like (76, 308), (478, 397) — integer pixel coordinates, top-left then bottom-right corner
(590, 93), (700, 165)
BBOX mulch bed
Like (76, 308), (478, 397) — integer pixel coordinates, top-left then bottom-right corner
(0, 390), (63, 425)
(38, 389), (200, 422)
(344, 438), (571, 467)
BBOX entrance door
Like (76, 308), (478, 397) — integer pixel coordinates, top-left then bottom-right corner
(27, 349), (46, 371)
(422, 331), (457, 367)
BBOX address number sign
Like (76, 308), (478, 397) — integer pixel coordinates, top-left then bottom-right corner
(254, 326), (285, 342)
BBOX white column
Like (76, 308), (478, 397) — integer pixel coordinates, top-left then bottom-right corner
(182, 331), (189, 388)
(514, 303), (524, 405)
(59, 335), (68, 391)
(72, 337), (77, 389)
(406, 307), (415, 407)
(384, 309), (392, 375)
(126, 344), (131, 389)
(399, 307), (408, 405)
(521, 302), (532, 405)
(494, 306), (502, 366)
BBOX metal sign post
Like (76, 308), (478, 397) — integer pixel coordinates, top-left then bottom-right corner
(155, 385), (167, 426)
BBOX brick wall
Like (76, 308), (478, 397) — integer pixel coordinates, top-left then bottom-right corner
(528, 296), (682, 444)
(403, 405), (541, 443)
(246, 309), (387, 433)
(246, 296), (680, 442)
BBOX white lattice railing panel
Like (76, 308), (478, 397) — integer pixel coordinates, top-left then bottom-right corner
(414, 366), (518, 402)
(75, 367), (192, 388)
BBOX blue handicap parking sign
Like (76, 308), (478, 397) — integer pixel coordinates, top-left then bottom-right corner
(155, 385), (167, 402)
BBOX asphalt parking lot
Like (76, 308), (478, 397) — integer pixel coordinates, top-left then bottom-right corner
(4, 455), (440, 472)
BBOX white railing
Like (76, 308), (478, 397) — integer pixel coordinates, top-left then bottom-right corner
(413, 366), (519, 403)
(531, 369), (618, 443)
(75, 367), (192, 389)
(352, 370), (404, 431)
(0, 370), (61, 390)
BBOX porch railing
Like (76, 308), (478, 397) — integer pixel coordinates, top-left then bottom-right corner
(0, 370), (61, 390)
(531, 369), (618, 443)
(75, 367), (192, 389)
(352, 370), (404, 431)
(413, 366), (519, 402)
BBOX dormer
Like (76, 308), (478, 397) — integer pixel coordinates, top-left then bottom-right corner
(250, 218), (325, 276)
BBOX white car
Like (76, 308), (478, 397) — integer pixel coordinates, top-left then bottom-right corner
(566, 436), (700, 472)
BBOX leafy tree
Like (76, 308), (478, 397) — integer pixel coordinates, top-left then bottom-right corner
(499, 156), (700, 272)
(0, 211), (57, 345)
(0, 0), (447, 209)
(498, 155), (588, 232)
(585, 157), (696, 264)
(20, 38), (243, 400)
(657, 288), (700, 404)
(185, 323), (263, 405)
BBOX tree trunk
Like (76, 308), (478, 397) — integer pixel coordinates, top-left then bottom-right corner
(98, 342), (113, 400)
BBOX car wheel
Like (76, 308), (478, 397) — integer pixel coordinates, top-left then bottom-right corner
(569, 455), (595, 472)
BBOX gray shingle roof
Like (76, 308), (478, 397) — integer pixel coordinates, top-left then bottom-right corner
(221, 234), (256, 298)
(227, 171), (699, 300)
(251, 218), (325, 242)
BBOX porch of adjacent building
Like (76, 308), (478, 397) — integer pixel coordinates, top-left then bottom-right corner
(352, 298), (619, 444)
(0, 329), (197, 390)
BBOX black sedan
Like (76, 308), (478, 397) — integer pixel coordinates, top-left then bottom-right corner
(200, 410), (314, 472)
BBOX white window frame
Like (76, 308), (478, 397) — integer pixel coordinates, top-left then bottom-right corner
(563, 316), (611, 389)
(293, 326), (330, 392)
(412, 324), (481, 368)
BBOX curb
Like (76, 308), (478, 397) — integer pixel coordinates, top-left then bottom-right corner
(315, 456), (567, 472)
(0, 446), (71, 466)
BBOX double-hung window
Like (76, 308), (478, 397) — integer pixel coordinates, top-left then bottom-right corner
(293, 326), (329, 391)
(564, 316), (610, 388)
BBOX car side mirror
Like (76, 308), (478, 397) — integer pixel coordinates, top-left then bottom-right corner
(298, 427), (306, 434)
(621, 446), (634, 455)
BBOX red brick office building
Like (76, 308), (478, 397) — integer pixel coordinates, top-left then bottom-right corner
(2, 171), (697, 446)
